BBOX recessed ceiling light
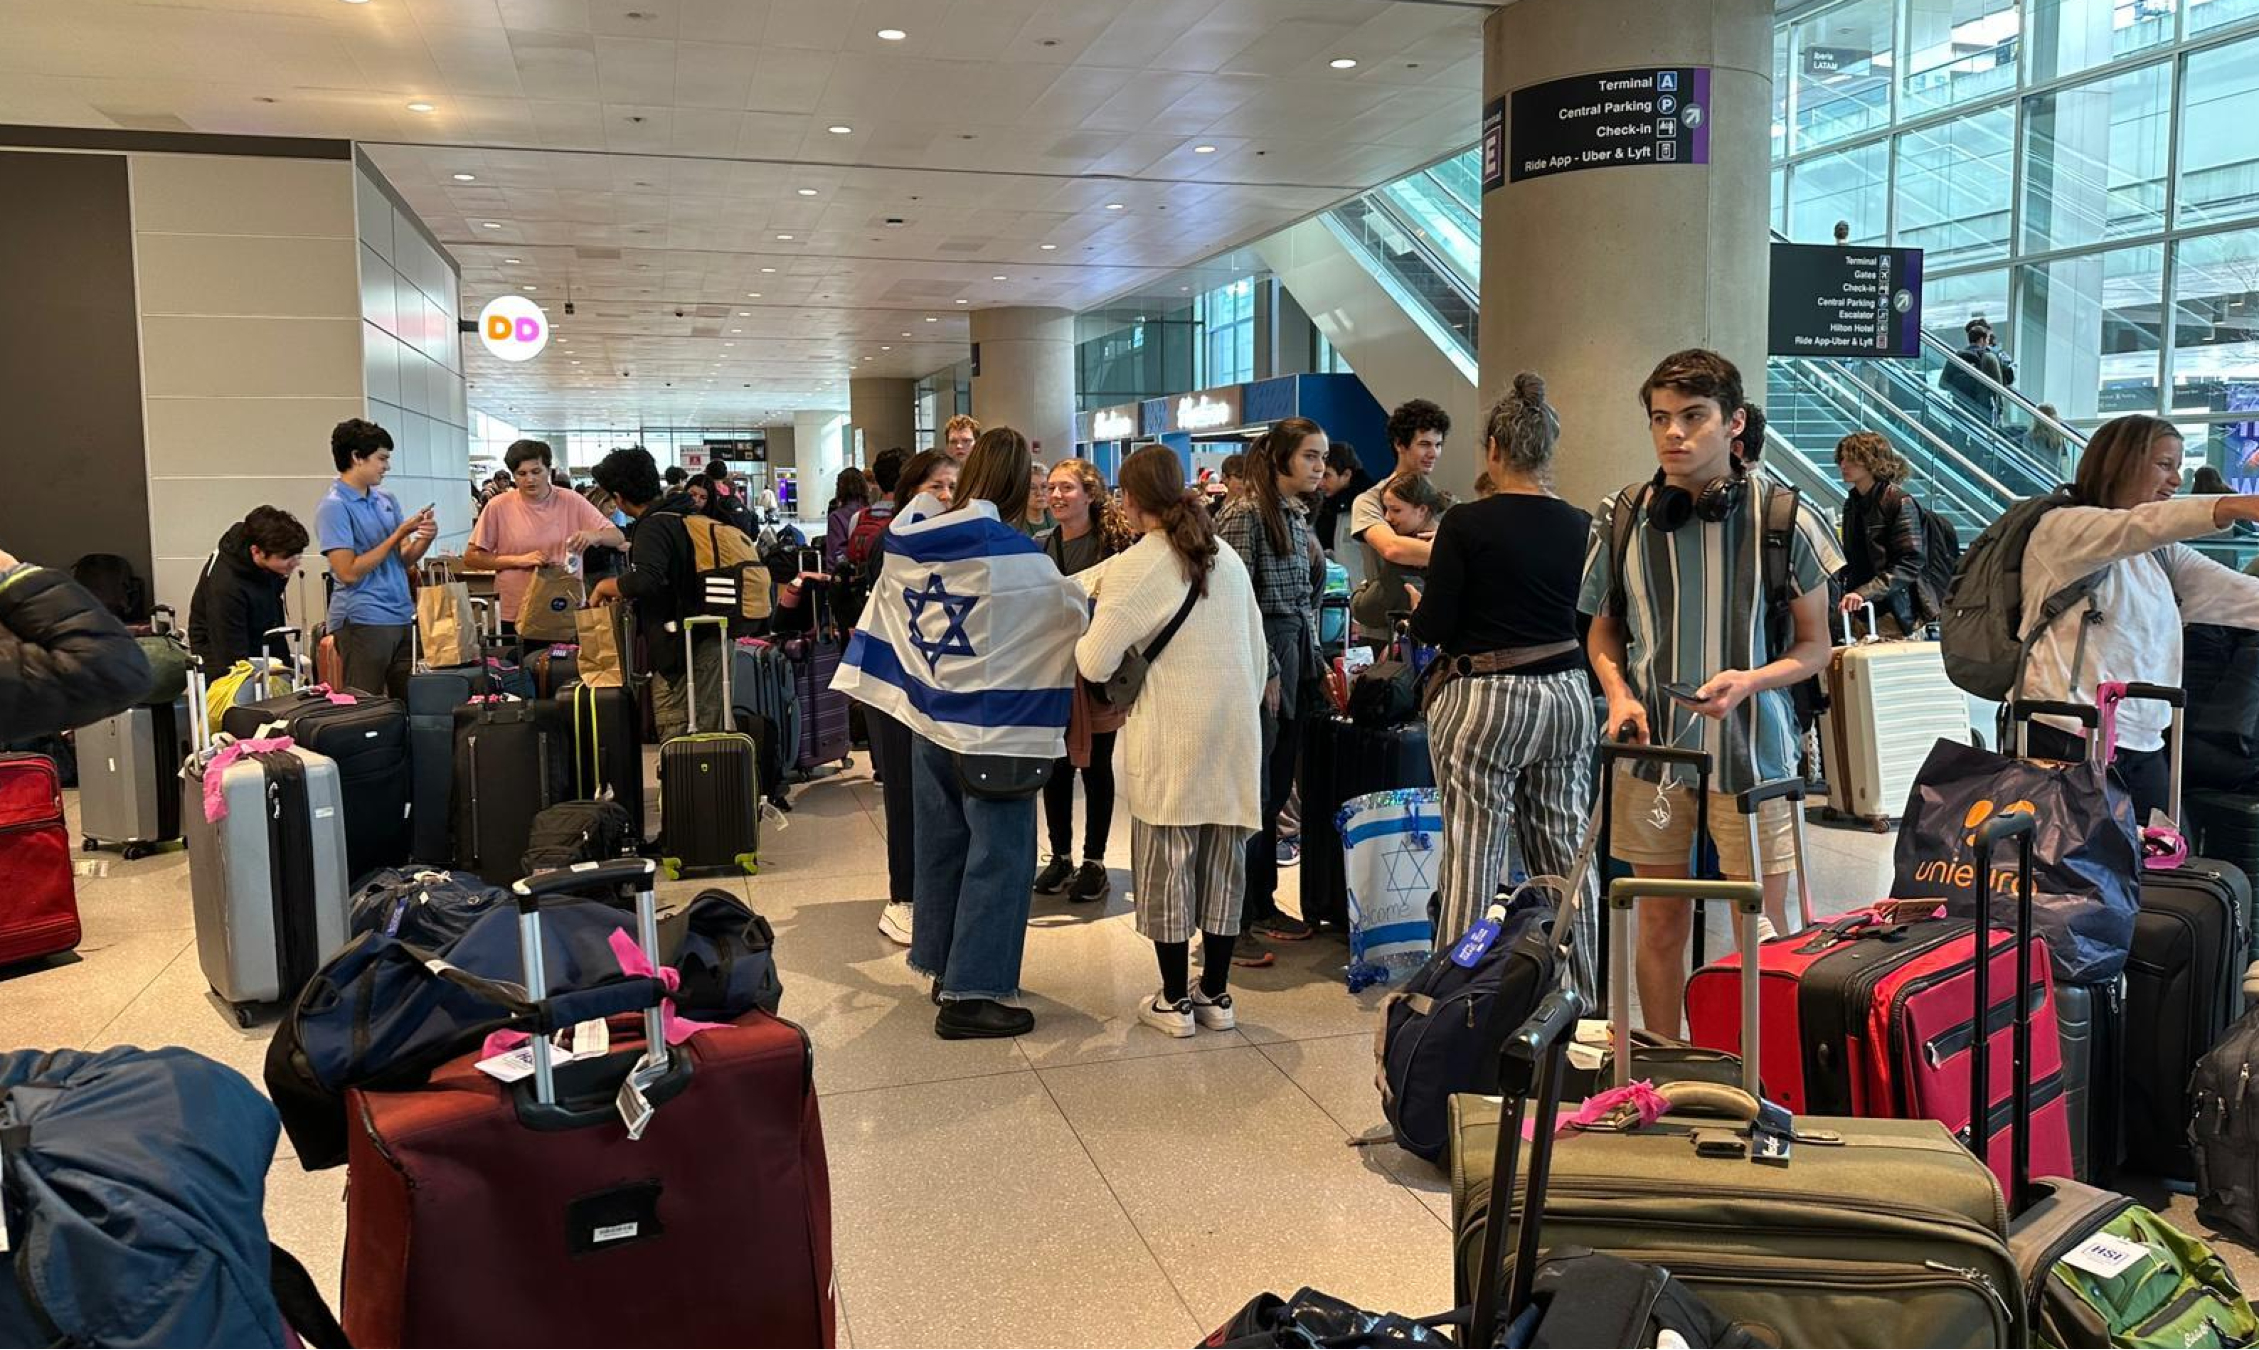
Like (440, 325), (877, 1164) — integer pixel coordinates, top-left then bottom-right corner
(1329, 58), (1358, 69)
(481, 221), (502, 229)
(796, 188), (818, 197)
(827, 124), (853, 135)
(1193, 144), (1217, 154)
(737, 310), (750, 316)
(992, 275), (1007, 281)
(877, 28), (907, 40)
(776, 233), (793, 240)
(748, 292), (761, 298)
(504, 257), (522, 264)
(881, 345), (891, 351)
(452, 172), (476, 182)
(1039, 243), (1057, 250)
(1104, 202), (1125, 211)
(730, 328), (742, 334)
(570, 359), (581, 364)
(521, 285), (537, 291)
(407, 101), (436, 113)
(902, 331), (911, 337)
(924, 316), (938, 322)
(761, 267), (777, 273)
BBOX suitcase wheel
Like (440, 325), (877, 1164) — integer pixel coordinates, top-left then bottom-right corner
(661, 855), (682, 881)
(120, 842), (155, 861)
(735, 852), (758, 877)
(82, 836), (97, 853)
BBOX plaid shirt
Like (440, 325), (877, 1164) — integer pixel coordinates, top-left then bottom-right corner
(1216, 498), (1318, 622)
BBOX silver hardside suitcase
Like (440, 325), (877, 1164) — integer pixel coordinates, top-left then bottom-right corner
(180, 666), (350, 1025)
(77, 699), (190, 858)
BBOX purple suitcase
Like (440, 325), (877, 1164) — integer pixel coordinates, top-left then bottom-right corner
(784, 583), (852, 775)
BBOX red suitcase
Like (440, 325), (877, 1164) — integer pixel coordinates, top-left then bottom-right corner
(0, 752), (79, 966)
(341, 858), (835, 1348)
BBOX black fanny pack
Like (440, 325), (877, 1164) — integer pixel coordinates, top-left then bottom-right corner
(954, 752), (1053, 800)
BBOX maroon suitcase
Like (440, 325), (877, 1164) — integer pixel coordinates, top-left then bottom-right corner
(341, 859), (835, 1348)
(0, 752), (79, 966)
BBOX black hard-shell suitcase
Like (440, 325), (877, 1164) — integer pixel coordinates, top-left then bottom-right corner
(561, 681), (644, 843)
(223, 689), (413, 885)
(659, 617), (760, 878)
(449, 699), (571, 881)
(784, 584), (852, 775)
(1298, 714), (1433, 929)
(406, 665), (476, 863)
(2052, 976), (2124, 1183)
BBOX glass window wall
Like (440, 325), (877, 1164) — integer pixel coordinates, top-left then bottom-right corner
(2019, 59), (2172, 253)
(2025, 0), (2178, 84)
(1783, 0), (1898, 151)
(1895, 104), (2016, 266)
(1787, 141), (1892, 243)
(2013, 243), (2167, 419)
(1903, 0), (2022, 115)
(2171, 226), (2259, 415)
(2177, 34), (2259, 229)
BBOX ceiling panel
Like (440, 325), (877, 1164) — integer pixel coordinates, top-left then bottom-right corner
(1, 0), (1498, 424)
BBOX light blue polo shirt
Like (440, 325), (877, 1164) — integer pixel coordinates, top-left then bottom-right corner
(315, 479), (413, 625)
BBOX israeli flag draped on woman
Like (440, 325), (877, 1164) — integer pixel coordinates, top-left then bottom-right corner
(832, 491), (1088, 760)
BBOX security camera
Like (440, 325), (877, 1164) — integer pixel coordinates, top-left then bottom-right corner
(674, 308), (686, 318)
(563, 300), (576, 316)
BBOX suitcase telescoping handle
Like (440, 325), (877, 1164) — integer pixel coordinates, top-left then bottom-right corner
(1833, 597), (1878, 645)
(1595, 738), (1713, 995)
(2007, 700), (2101, 761)
(510, 857), (677, 1117)
(2103, 682), (2187, 824)
(184, 654), (212, 755)
(673, 615), (735, 732)
(1609, 876), (1766, 1099)
(1739, 777), (1816, 933)
(1964, 807), (2038, 1216)
(1470, 985), (1586, 1346)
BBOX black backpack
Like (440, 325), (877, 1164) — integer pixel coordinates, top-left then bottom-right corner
(2194, 1006), (2259, 1246)
(519, 799), (639, 878)
(1890, 486), (1962, 624)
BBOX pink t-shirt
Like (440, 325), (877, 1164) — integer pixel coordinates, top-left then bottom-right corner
(468, 487), (613, 621)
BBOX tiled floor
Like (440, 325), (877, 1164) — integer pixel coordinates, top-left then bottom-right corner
(7, 767), (2256, 1344)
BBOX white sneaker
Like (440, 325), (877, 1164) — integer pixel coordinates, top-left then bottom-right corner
(1753, 915), (1780, 942)
(878, 902), (914, 946)
(1137, 991), (1195, 1038)
(1189, 984), (1236, 1031)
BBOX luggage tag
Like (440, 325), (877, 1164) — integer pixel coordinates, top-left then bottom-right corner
(475, 1019), (610, 1083)
(1448, 913), (1504, 969)
(616, 1053), (669, 1142)
(2061, 1233), (2148, 1281)
(1751, 1098), (1796, 1166)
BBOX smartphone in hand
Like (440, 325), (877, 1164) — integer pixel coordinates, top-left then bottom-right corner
(1660, 679), (1708, 707)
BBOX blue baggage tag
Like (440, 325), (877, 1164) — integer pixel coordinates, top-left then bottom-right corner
(1449, 916), (1503, 969)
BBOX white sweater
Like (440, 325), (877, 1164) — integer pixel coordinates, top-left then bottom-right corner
(2020, 495), (2259, 750)
(1074, 533), (1269, 831)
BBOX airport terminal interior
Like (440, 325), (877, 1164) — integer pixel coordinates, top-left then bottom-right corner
(5, 0), (2259, 1345)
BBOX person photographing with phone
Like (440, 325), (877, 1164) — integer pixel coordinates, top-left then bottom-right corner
(316, 418), (438, 698)
(1579, 350), (1832, 1038)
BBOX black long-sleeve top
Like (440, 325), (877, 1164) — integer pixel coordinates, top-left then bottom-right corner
(1405, 493), (1589, 675)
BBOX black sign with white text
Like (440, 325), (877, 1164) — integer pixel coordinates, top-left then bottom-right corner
(1768, 243), (1926, 358)
(1508, 67), (1711, 183)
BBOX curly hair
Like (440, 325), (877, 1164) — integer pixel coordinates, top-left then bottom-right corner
(1386, 398), (1450, 451)
(1834, 430), (1912, 485)
(1048, 458), (1137, 553)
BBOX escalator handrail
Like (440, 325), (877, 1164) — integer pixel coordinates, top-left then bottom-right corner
(1797, 348), (2067, 496)
(1766, 228), (2084, 451)
(1356, 188), (1479, 309)
(1316, 209), (1479, 378)
(1774, 355), (2015, 505)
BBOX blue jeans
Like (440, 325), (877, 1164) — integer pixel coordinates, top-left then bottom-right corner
(909, 734), (1039, 1001)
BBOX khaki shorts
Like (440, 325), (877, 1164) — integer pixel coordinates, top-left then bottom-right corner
(1609, 775), (1797, 879)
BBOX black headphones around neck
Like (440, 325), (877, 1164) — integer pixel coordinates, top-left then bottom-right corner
(1644, 462), (1748, 533)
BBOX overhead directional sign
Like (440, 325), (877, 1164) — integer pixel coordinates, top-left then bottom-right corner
(1509, 67), (1710, 183)
(1769, 242), (1925, 358)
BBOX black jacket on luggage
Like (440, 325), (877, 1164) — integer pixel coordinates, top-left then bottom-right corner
(188, 521), (292, 676)
(1837, 483), (1928, 633)
(0, 564), (154, 739)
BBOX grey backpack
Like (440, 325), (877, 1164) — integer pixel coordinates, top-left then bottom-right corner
(1938, 489), (2105, 701)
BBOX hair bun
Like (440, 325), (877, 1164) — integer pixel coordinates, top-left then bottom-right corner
(1512, 371), (1547, 406)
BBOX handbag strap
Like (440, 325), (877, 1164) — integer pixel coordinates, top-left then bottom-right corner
(1142, 579), (1202, 666)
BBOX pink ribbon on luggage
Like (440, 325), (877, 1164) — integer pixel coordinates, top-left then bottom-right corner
(478, 928), (727, 1059)
(1521, 1081), (1672, 1140)
(2092, 680), (2192, 869)
(199, 736), (296, 824)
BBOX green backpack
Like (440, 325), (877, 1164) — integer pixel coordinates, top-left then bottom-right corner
(2039, 1205), (2258, 1348)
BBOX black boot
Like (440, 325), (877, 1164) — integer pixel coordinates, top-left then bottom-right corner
(935, 998), (1035, 1040)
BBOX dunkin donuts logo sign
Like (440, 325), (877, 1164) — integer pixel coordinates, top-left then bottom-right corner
(478, 294), (549, 362)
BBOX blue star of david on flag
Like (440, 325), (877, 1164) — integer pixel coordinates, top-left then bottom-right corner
(1381, 837), (1435, 905)
(903, 570), (978, 673)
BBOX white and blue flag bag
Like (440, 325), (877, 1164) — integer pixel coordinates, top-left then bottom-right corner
(1341, 787), (1442, 991)
(830, 493), (1086, 760)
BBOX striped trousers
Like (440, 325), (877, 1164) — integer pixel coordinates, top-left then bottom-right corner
(1131, 820), (1252, 944)
(1427, 668), (1599, 1001)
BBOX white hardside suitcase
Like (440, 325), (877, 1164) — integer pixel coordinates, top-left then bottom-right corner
(179, 666), (350, 1024)
(1819, 606), (1976, 829)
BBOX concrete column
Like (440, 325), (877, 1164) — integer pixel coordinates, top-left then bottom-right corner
(848, 377), (916, 464)
(793, 409), (848, 516)
(969, 306), (1076, 463)
(1478, 0), (1773, 514)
